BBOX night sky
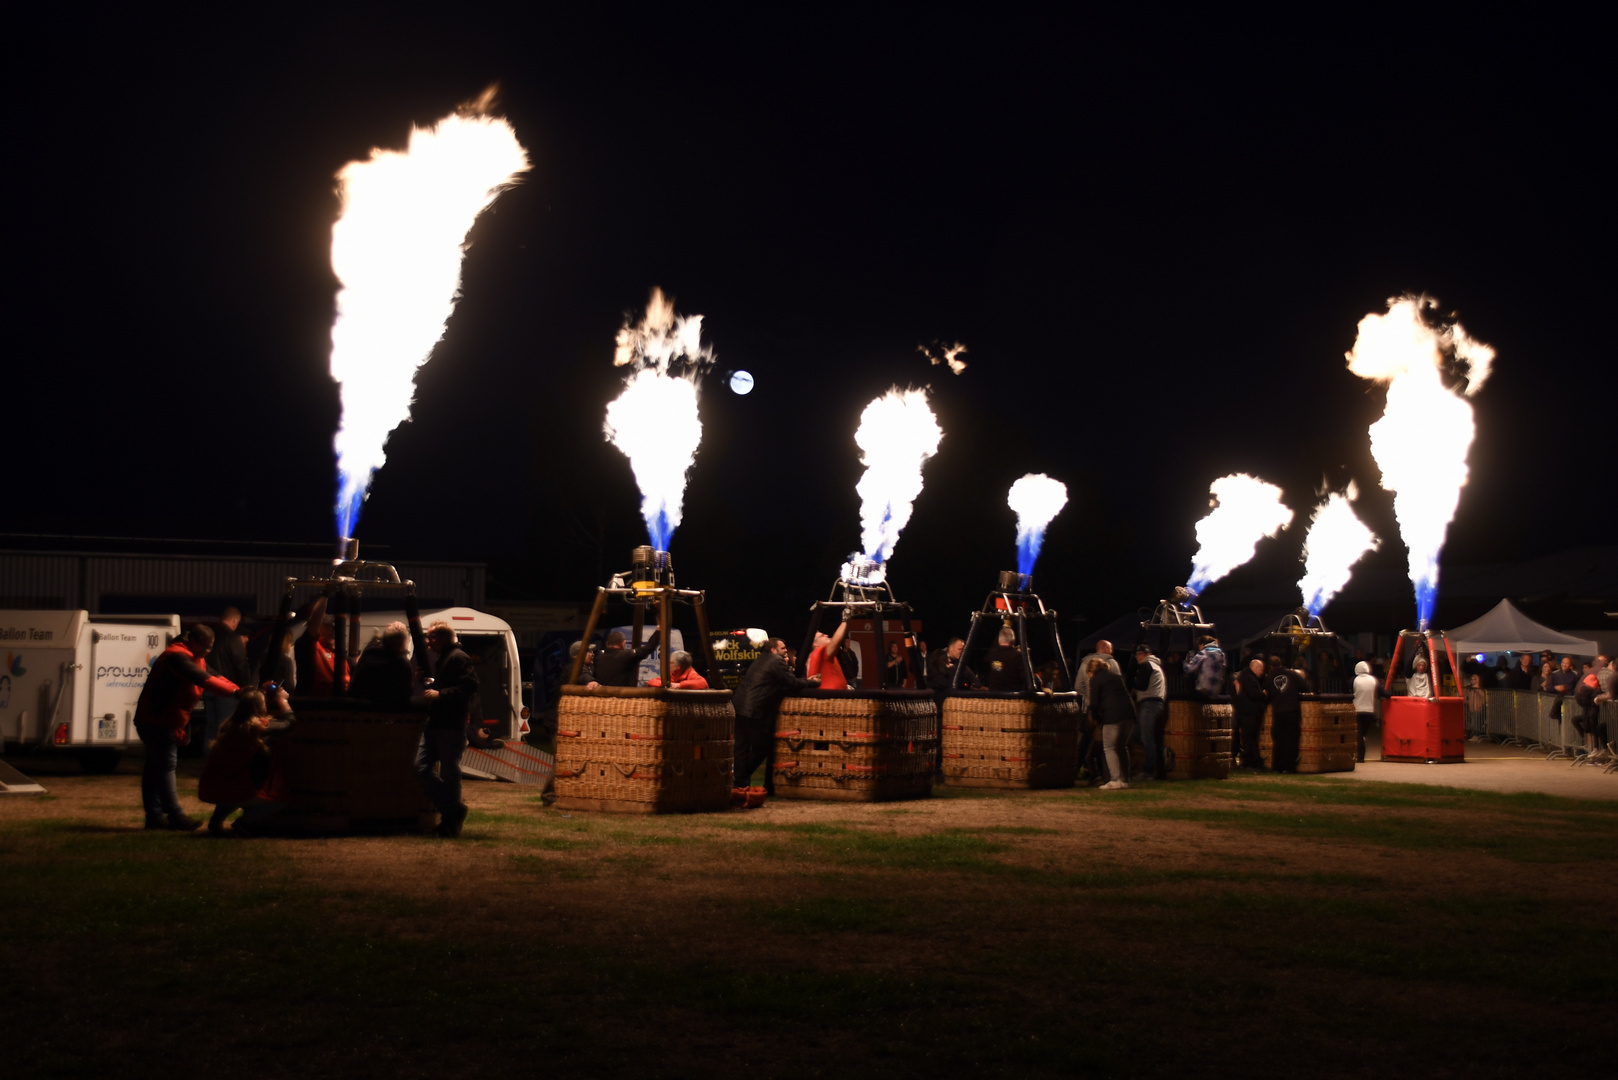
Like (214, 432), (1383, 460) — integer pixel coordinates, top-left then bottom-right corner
(13, 11), (1611, 640)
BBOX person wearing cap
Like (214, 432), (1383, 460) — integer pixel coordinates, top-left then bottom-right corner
(1131, 645), (1167, 780)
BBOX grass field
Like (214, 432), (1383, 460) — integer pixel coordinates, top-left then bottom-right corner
(4, 760), (1615, 1079)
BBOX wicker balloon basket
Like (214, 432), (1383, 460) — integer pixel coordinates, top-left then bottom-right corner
(553, 686), (735, 813)
(773, 689), (937, 801)
(1163, 700), (1233, 781)
(1259, 699), (1357, 773)
(275, 702), (436, 833)
(940, 693), (1080, 789)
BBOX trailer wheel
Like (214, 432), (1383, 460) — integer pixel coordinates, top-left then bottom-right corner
(79, 748), (122, 775)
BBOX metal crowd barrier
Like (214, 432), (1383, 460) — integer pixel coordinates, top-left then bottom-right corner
(1485, 689), (1516, 742)
(1473, 690), (1616, 766)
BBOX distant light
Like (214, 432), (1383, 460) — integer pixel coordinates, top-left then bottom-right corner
(1475, 653), (1485, 663)
(729, 370), (754, 395)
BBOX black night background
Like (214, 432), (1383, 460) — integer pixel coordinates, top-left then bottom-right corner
(11, 10), (1611, 639)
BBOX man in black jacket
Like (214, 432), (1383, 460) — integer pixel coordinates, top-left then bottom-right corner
(1265, 655), (1309, 774)
(204, 606), (251, 747)
(1232, 656), (1268, 770)
(925, 637), (978, 692)
(980, 625), (1030, 692)
(733, 638), (819, 794)
(588, 630), (660, 688)
(417, 621), (480, 838)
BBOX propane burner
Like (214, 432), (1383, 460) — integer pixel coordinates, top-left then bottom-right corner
(630, 545), (673, 590)
(997, 570), (1032, 594)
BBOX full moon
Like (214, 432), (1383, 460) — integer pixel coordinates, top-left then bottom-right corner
(729, 370), (755, 395)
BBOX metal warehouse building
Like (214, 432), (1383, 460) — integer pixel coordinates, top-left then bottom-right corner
(0, 548), (485, 618)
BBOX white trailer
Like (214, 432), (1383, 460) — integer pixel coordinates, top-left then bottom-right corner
(0, 610), (182, 772)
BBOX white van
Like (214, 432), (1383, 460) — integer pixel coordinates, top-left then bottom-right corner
(0, 610), (182, 772)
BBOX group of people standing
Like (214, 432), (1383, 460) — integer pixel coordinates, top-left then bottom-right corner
(1074, 636), (1333, 788)
(133, 601), (484, 840)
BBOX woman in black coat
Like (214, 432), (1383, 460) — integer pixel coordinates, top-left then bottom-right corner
(1087, 658), (1137, 789)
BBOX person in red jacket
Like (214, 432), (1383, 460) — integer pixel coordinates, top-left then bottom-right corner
(198, 687), (294, 837)
(134, 624), (240, 830)
(647, 650), (709, 689)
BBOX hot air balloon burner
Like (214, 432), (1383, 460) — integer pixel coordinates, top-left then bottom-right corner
(950, 573), (1071, 692)
(998, 570), (1033, 594)
(568, 548), (718, 691)
(629, 545), (673, 591)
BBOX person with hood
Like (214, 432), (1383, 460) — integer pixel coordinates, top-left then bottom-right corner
(1087, 657), (1136, 789)
(732, 637), (820, 793)
(1131, 644), (1167, 780)
(1232, 656), (1269, 769)
(1352, 660), (1386, 763)
(1266, 655), (1309, 774)
(1183, 635), (1227, 699)
(1405, 655), (1433, 699)
(133, 624), (242, 830)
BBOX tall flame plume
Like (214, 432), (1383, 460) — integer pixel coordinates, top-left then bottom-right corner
(1297, 483), (1379, 616)
(603, 289), (715, 551)
(841, 388), (942, 580)
(328, 93), (529, 542)
(1007, 474), (1068, 577)
(1347, 296), (1493, 630)
(1187, 474), (1293, 593)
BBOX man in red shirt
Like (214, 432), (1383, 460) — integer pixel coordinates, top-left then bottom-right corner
(805, 618), (852, 690)
(295, 592), (344, 697)
(134, 624), (241, 830)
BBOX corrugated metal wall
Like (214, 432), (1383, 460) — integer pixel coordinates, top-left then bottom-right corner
(0, 551), (484, 616)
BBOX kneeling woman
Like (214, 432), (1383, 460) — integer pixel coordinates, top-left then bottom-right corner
(199, 686), (295, 836)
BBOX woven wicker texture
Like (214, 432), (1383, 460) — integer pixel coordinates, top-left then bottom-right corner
(278, 712), (434, 831)
(554, 691), (735, 812)
(940, 695), (1079, 789)
(1164, 701), (1233, 780)
(1257, 704), (1357, 773)
(773, 693), (938, 802)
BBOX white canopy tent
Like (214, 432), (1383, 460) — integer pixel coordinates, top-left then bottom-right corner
(1446, 599), (1600, 655)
